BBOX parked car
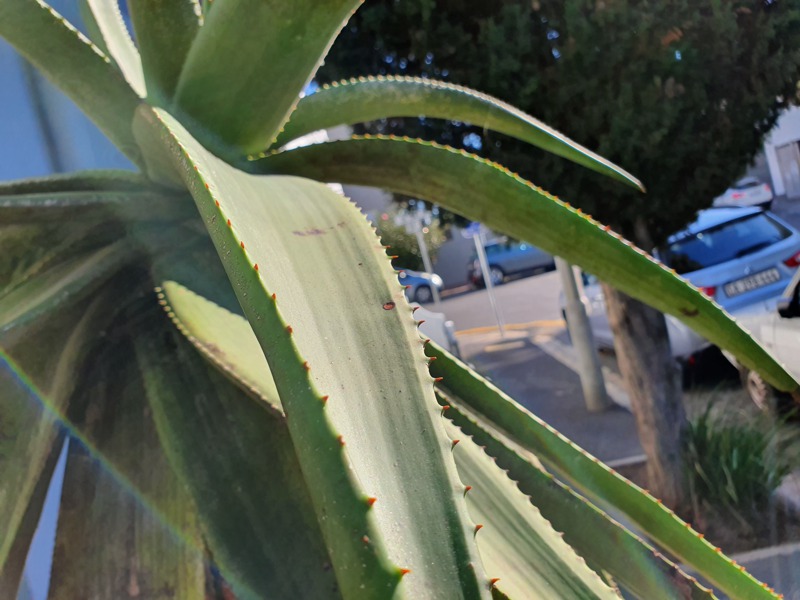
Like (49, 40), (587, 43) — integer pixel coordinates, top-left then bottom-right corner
(722, 266), (800, 413)
(468, 239), (554, 287)
(399, 269), (443, 304)
(712, 176), (773, 209)
(561, 207), (800, 361)
(413, 304), (461, 358)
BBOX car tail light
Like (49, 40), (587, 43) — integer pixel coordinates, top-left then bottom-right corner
(785, 250), (800, 268)
(699, 286), (716, 297)
(731, 192), (744, 199)
(763, 183), (772, 193)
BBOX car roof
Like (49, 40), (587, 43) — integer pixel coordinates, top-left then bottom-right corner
(667, 206), (762, 243)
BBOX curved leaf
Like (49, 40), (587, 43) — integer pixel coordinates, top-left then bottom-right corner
(445, 418), (619, 600)
(137, 303), (340, 600)
(128, 0), (202, 105)
(134, 106), (490, 599)
(254, 137), (798, 394)
(0, 190), (195, 224)
(0, 170), (153, 196)
(428, 344), (779, 600)
(173, 0), (364, 155)
(80, 0), (146, 96)
(437, 385), (715, 600)
(0, 0), (143, 165)
(49, 334), (206, 600)
(271, 76), (641, 190)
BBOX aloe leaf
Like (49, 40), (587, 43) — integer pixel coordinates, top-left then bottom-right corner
(444, 418), (620, 599)
(437, 387), (716, 600)
(157, 281), (279, 411)
(270, 76), (641, 190)
(172, 0), (364, 155)
(0, 170), (153, 195)
(0, 430), (63, 599)
(134, 106), (490, 599)
(0, 242), (134, 335)
(48, 336), (206, 600)
(128, 0), (202, 105)
(427, 344), (779, 600)
(80, 0), (146, 96)
(0, 292), (118, 572)
(137, 303), (340, 600)
(0, 190), (195, 224)
(0, 0), (143, 165)
(255, 137), (798, 394)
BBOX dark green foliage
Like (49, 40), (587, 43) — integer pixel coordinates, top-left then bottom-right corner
(323, 0), (800, 246)
(684, 404), (800, 525)
(376, 213), (446, 271)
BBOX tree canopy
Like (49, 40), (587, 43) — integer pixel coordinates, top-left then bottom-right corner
(321, 0), (800, 246)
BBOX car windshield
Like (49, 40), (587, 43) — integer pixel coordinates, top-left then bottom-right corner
(659, 213), (792, 274)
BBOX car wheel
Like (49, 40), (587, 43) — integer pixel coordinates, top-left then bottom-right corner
(739, 367), (792, 416)
(414, 285), (433, 304)
(489, 265), (505, 286)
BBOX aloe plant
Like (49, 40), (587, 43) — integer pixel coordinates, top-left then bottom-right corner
(0, 1), (796, 598)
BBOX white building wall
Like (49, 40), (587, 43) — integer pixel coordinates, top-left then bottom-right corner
(764, 107), (800, 197)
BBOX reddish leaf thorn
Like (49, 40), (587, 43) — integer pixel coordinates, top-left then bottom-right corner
(399, 568), (411, 577)
(337, 435), (345, 446)
(286, 325), (293, 334)
(271, 293), (276, 300)
(428, 356), (437, 362)
(240, 241), (245, 249)
(389, 255), (399, 259)
(474, 524), (483, 533)
(226, 219), (231, 227)
(451, 439), (460, 448)
(302, 361), (310, 371)
(412, 306), (420, 313)
(366, 497), (377, 507)
(417, 320), (426, 326)
(434, 377), (444, 383)
(489, 578), (500, 588)
(204, 182), (210, 190)
(362, 535), (370, 544)
(464, 485), (472, 494)
(254, 263), (259, 271)
(215, 200), (220, 207)
(320, 395), (329, 405)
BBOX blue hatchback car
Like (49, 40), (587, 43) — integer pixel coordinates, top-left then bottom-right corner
(566, 207), (800, 359)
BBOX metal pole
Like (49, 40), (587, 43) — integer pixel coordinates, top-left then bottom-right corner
(474, 228), (506, 338)
(555, 257), (611, 412)
(415, 229), (442, 308)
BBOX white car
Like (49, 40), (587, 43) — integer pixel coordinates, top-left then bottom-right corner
(723, 267), (800, 412)
(712, 177), (774, 209)
(413, 304), (461, 358)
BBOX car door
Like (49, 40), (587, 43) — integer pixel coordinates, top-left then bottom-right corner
(580, 273), (614, 347)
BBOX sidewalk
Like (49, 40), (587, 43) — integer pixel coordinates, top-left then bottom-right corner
(457, 324), (644, 464)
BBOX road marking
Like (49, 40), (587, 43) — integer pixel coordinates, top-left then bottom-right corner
(455, 319), (565, 337)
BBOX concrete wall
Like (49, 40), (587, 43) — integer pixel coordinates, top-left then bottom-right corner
(764, 107), (800, 198)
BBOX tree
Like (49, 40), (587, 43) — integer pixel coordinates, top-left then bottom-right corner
(321, 0), (800, 509)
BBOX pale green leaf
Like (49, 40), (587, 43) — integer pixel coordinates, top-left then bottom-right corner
(255, 136), (799, 394)
(445, 418), (620, 600)
(271, 76), (641, 190)
(0, 0), (143, 165)
(428, 345), (777, 600)
(134, 106), (490, 599)
(173, 0), (364, 155)
(438, 386), (715, 600)
(81, 0), (146, 96)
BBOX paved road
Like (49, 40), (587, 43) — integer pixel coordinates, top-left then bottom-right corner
(439, 270), (562, 332)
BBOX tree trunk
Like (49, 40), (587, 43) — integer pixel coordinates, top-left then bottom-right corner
(600, 282), (688, 510)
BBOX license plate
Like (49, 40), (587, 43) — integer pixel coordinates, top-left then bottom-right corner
(723, 268), (781, 297)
